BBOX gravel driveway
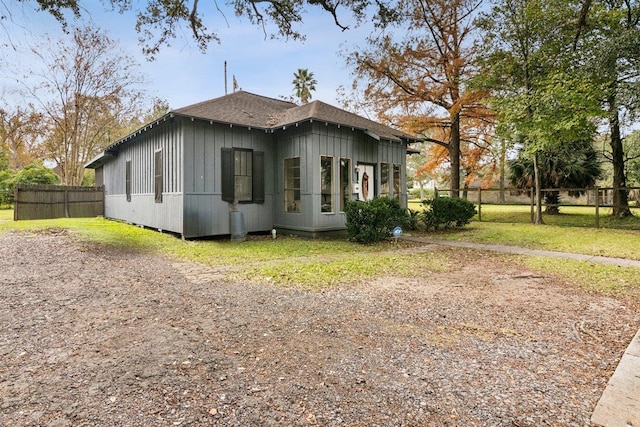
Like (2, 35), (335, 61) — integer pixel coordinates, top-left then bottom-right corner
(1, 229), (638, 426)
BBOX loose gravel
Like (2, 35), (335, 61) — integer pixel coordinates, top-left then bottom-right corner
(1, 229), (638, 426)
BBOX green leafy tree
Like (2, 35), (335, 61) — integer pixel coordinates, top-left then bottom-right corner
(344, 0), (487, 199)
(0, 150), (11, 207)
(577, 0), (640, 217)
(625, 132), (640, 188)
(508, 139), (602, 214)
(11, 162), (58, 185)
(476, 0), (601, 223)
(292, 69), (317, 104)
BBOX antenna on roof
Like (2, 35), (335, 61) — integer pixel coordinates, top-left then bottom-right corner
(224, 61), (228, 95)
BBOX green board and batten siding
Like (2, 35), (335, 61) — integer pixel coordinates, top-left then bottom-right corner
(102, 118), (184, 234)
(272, 121), (407, 236)
(87, 91), (414, 239)
(182, 119), (275, 238)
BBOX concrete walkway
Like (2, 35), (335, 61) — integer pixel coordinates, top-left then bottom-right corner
(401, 235), (640, 426)
(592, 328), (640, 427)
(401, 236), (640, 268)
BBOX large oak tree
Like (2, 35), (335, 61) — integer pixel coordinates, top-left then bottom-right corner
(578, 0), (640, 217)
(11, 0), (398, 58)
(0, 107), (44, 170)
(343, 0), (487, 198)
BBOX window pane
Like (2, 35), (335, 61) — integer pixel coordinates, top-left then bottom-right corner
(284, 157), (300, 212)
(234, 151), (242, 175)
(235, 176), (252, 201)
(232, 149), (252, 202)
(393, 164), (401, 201)
(321, 156), (333, 213)
(380, 163), (390, 197)
(339, 158), (350, 211)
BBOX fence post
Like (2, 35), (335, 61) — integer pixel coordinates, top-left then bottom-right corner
(13, 185), (18, 221)
(595, 186), (600, 229)
(101, 186), (105, 217)
(477, 187), (482, 221)
(64, 188), (70, 218)
(530, 188), (534, 223)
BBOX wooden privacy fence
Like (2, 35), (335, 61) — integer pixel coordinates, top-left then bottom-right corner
(14, 184), (104, 220)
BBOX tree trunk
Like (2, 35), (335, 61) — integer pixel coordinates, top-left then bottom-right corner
(544, 191), (560, 214)
(608, 98), (632, 217)
(450, 112), (461, 198)
(499, 139), (507, 203)
(533, 151), (544, 224)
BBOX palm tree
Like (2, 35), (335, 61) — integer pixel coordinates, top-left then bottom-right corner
(292, 69), (317, 104)
(508, 140), (602, 214)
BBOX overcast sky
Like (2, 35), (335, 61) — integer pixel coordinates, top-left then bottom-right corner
(0, 1), (373, 110)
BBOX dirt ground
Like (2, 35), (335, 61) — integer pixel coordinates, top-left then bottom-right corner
(1, 229), (638, 427)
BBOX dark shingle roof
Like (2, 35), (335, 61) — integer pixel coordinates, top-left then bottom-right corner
(173, 91), (296, 129)
(268, 100), (413, 142)
(86, 91), (417, 168)
(173, 91), (416, 142)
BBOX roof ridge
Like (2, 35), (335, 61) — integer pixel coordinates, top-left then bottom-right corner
(173, 90), (296, 113)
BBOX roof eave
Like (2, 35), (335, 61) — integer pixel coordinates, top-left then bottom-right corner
(273, 117), (411, 143)
(84, 151), (116, 169)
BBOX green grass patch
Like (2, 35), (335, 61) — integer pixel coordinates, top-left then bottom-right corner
(236, 251), (451, 291)
(408, 201), (640, 230)
(0, 209), (12, 221)
(524, 256), (640, 298)
(2, 209), (639, 298)
(424, 222), (640, 260)
(0, 215), (392, 265)
(474, 204), (640, 229)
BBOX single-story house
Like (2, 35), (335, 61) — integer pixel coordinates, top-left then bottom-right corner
(85, 91), (418, 239)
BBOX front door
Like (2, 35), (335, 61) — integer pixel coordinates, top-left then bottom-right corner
(357, 164), (375, 201)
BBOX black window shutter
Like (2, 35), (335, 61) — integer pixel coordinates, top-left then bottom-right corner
(253, 151), (265, 203)
(221, 148), (234, 202)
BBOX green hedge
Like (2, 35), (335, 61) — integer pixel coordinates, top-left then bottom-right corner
(420, 197), (476, 230)
(344, 197), (408, 243)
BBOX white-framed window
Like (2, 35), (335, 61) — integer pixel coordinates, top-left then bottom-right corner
(339, 158), (351, 211)
(321, 156), (333, 213)
(284, 157), (301, 213)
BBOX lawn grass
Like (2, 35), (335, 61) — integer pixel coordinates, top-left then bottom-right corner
(0, 209), (12, 221)
(0, 212), (441, 290)
(1, 208), (639, 297)
(408, 200), (640, 229)
(408, 201), (640, 260)
(523, 256), (640, 298)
